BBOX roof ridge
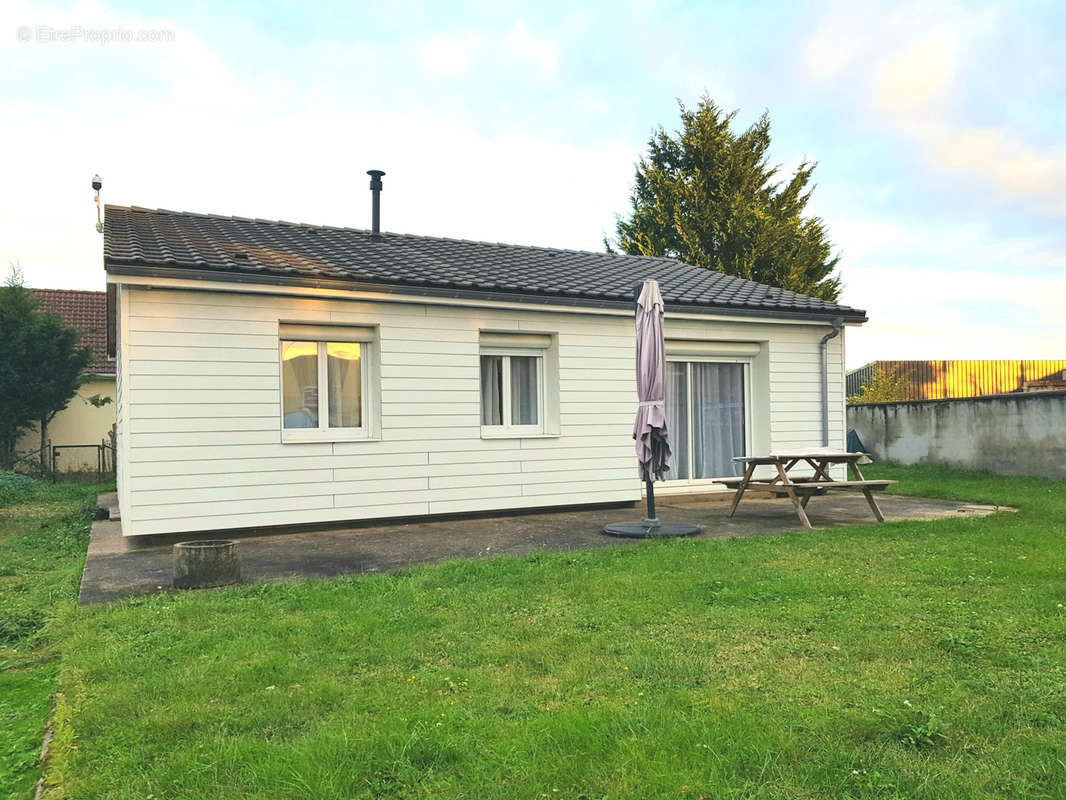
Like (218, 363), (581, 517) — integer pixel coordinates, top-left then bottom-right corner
(104, 204), (685, 266)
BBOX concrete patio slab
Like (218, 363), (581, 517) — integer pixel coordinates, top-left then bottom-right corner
(79, 493), (1008, 605)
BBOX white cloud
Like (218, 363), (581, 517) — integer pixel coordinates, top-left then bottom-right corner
(799, 0), (991, 87)
(578, 94), (609, 115)
(844, 265), (1066, 365)
(3, 102), (639, 290)
(0, 0), (263, 288)
(0, 4), (637, 293)
(836, 218), (1066, 366)
(417, 32), (481, 77)
(872, 37), (957, 113)
(829, 217), (915, 262)
(832, 212), (1066, 280)
(414, 21), (561, 81)
(919, 124), (1066, 214)
(798, 1), (1066, 216)
(799, 3), (864, 81)
(501, 20), (559, 78)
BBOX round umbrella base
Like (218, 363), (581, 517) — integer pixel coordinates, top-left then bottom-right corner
(603, 521), (701, 539)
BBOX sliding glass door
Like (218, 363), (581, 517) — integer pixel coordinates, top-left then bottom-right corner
(665, 360), (748, 481)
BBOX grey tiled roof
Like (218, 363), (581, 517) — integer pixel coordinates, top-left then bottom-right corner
(103, 205), (865, 321)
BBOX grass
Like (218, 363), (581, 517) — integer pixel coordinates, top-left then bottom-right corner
(0, 477), (110, 800)
(5, 466), (1066, 799)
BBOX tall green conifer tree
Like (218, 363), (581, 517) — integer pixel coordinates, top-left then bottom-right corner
(611, 97), (842, 301)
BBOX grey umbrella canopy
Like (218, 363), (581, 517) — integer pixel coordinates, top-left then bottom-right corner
(604, 280), (700, 539)
(633, 280), (671, 481)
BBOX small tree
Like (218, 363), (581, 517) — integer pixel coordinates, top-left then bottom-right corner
(27, 316), (92, 468)
(0, 267), (40, 466)
(848, 366), (912, 405)
(0, 266), (91, 469)
(609, 96), (842, 301)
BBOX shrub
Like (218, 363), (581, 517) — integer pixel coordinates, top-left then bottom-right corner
(847, 366), (912, 405)
(0, 471), (40, 506)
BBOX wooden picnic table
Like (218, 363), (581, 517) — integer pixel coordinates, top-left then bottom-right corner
(715, 452), (897, 529)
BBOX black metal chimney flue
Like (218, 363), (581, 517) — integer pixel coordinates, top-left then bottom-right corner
(367, 169), (385, 240)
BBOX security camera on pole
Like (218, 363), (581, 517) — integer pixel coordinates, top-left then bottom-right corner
(92, 174), (103, 233)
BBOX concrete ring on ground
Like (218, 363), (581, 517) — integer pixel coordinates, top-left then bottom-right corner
(173, 540), (241, 589)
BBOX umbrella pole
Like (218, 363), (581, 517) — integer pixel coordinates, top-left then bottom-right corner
(644, 479), (659, 527)
(602, 278), (700, 540)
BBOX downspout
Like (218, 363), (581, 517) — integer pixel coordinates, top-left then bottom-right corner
(820, 317), (844, 447)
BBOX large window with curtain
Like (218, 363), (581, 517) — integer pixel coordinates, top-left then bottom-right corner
(664, 360), (749, 481)
(280, 337), (369, 440)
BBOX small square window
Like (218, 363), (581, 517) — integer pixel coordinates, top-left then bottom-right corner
(281, 340), (368, 439)
(480, 351), (543, 435)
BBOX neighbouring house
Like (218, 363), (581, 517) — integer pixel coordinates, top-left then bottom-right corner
(15, 289), (116, 471)
(104, 196), (866, 537)
(846, 360), (1066, 401)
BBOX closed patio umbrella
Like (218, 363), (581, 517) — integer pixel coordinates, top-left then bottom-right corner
(604, 280), (701, 538)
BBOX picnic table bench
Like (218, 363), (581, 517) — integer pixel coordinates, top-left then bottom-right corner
(714, 452), (897, 529)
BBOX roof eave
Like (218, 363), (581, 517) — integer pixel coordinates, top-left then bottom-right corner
(103, 260), (869, 325)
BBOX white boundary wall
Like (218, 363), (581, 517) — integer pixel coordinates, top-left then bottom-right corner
(848, 392), (1066, 479)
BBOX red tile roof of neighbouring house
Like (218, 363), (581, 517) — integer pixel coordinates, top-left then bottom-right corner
(32, 288), (114, 376)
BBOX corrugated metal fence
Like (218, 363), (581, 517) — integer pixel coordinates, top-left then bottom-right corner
(846, 364), (876, 397)
(846, 360), (1066, 400)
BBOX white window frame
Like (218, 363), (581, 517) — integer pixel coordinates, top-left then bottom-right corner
(664, 356), (753, 485)
(280, 339), (372, 442)
(479, 347), (545, 438)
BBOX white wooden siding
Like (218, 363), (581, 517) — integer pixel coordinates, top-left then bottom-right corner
(114, 286), (848, 534)
(116, 285), (131, 522)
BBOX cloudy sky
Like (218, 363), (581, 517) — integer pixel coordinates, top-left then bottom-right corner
(3, 0), (1063, 367)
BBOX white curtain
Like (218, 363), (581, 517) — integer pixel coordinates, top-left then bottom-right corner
(481, 355), (503, 425)
(691, 363), (746, 478)
(664, 361), (689, 480)
(510, 356), (538, 425)
(327, 343), (361, 428)
(281, 341), (318, 429)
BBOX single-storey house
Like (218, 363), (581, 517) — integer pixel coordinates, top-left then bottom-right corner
(104, 199), (866, 537)
(17, 289), (116, 471)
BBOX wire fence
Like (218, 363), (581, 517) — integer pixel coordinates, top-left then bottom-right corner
(10, 439), (115, 482)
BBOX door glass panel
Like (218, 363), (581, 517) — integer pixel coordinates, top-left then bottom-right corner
(691, 363), (746, 478)
(510, 356), (539, 425)
(281, 341), (319, 428)
(665, 361), (689, 479)
(326, 342), (362, 428)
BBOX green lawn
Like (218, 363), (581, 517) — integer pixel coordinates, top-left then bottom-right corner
(4, 466), (1066, 799)
(0, 476), (110, 800)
